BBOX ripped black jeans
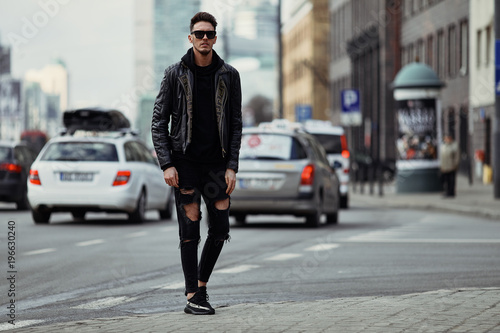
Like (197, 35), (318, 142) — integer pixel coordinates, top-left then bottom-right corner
(173, 158), (230, 295)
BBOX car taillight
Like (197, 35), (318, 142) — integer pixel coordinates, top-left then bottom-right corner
(113, 170), (131, 186)
(29, 169), (42, 185)
(300, 164), (315, 185)
(0, 163), (22, 173)
(340, 134), (350, 159)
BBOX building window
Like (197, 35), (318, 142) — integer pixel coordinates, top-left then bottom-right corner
(437, 30), (445, 78)
(448, 25), (456, 77)
(477, 29), (482, 68)
(427, 35), (434, 68)
(486, 25), (492, 66)
(404, 0), (412, 17)
(417, 39), (425, 63)
(459, 20), (468, 75)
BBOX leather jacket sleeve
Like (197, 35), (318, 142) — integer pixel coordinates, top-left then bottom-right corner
(226, 69), (243, 173)
(151, 68), (174, 170)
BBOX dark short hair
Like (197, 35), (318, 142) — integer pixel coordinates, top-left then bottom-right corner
(190, 12), (217, 32)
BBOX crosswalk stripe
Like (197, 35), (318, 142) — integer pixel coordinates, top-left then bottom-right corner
(265, 253), (303, 261)
(71, 296), (136, 310)
(0, 320), (45, 331)
(305, 243), (340, 251)
(214, 264), (260, 274)
(125, 231), (148, 238)
(75, 239), (105, 247)
(24, 248), (57, 256)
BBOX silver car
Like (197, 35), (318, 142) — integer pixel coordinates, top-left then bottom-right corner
(231, 126), (340, 227)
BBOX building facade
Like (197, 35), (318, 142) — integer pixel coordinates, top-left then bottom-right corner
(282, 0), (331, 121)
(469, 0), (495, 180)
(400, 0), (471, 175)
(330, 0), (401, 166)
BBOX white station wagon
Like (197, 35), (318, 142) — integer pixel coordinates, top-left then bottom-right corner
(27, 108), (173, 224)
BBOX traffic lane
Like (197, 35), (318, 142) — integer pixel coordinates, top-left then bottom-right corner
(3, 211), (178, 300)
(209, 207), (500, 304)
(206, 241), (500, 308)
(4, 205), (500, 325)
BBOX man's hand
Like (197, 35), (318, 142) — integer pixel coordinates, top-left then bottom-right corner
(163, 167), (179, 188)
(225, 168), (236, 195)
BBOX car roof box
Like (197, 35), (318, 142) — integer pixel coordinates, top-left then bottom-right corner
(63, 108), (130, 134)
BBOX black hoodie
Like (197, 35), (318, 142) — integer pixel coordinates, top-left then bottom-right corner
(177, 48), (225, 163)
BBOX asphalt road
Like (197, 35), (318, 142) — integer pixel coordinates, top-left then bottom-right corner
(1, 202), (499, 329)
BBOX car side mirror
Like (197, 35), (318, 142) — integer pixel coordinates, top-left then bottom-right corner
(332, 161), (342, 170)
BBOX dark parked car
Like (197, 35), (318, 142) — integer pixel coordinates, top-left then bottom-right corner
(0, 141), (37, 210)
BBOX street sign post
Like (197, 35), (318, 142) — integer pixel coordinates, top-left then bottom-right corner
(340, 89), (361, 126)
(295, 104), (312, 122)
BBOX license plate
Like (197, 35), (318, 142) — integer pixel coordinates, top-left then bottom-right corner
(60, 172), (94, 182)
(239, 178), (273, 190)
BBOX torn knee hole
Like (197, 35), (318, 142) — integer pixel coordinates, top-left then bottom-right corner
(182, 203), (200, 221)
(180, 188), (195, 195)
(214, 198), (230, 210)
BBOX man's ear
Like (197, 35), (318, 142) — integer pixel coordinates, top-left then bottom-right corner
(188, 34), (193, 44)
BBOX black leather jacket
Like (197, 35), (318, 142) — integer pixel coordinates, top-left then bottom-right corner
(151, 57), (242, 172)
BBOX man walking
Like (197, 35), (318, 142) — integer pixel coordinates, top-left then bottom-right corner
(440, 134), (459, 197)
(151, 12), (242, 315)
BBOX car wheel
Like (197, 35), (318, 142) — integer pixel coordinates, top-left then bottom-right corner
(326, 211), (338, 224)
(233, 214), (247, 225)
(305, 197), (322, 228)
(340, 194), (349, 209)
(129, 190), (146, 224)
(159, 190), (174, 220)
(305, 210), (321, 228)
(16, 187), (29, 211)
(32, 209), (51, 224)
(72, 211), (86, 221)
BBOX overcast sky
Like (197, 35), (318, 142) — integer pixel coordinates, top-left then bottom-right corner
(0, 0), (135, 113)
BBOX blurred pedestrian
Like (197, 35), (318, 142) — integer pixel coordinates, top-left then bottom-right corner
(439, 135), (459, 197)
(151, 12), (242, 315)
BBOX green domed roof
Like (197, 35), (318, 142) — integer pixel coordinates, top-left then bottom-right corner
(392, 62), (445, 89)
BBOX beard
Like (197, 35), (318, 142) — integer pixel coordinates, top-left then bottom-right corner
(194, 44), (211, 56)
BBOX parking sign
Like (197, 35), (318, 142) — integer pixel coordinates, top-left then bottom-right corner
(341, 89), (361, 126)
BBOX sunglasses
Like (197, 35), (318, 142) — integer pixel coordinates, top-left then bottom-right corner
(191, 30), (216, 39)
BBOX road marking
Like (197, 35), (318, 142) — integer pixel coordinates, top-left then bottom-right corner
(125, 231), (148, 238)
(265, 253), (303, 261)
(305, 243), (340, 251)
(24, 248), (57, 256)
(161, 226), (176, 232)
(71, 296), (136, 310)
(151, 281), (186, 290)
(214, 264), (260, 274)
(0, 320), (45, 331)
(342, 238), (500, 244)
(75, 239), (105, 247)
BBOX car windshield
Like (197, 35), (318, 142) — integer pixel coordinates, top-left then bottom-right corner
(0, 147), (12, 161)
(239, 133), (307, 161)
(41, 142), (119, 162)
(311, 134), (342, 154)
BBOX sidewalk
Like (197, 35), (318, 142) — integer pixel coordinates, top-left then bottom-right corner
(350, 174), (500, 221)
(9, 288), (500, 332)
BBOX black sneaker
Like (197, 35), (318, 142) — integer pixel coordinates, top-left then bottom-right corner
(184, 287), (215, 315)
